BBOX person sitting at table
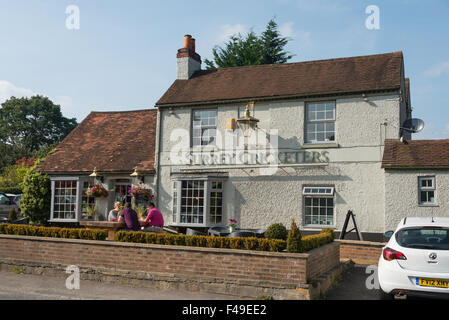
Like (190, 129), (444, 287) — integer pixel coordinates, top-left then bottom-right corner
(108, 201), (121, 222)
(118, 202), (141, 231)
(142, 202), (164, 233)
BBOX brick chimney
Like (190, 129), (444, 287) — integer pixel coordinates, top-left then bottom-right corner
(177, 35), (202, 80)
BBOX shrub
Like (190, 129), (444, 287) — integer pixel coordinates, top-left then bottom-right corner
(114, 231), (288, 252)
(301, 232), (334, 252)
(321, 228), (335, 240)
(287, 219), (302, 253)
(265, 223), (288, 240)
(20, 170), (51, 225)
(0, 224), (107, 241)
(8, 208), (18, 222)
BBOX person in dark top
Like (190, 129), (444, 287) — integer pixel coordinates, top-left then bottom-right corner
(118, 202), (141, 231)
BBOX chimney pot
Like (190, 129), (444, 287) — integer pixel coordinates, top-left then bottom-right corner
(190, 38), (196, 52)
(184, 35), (192, 49)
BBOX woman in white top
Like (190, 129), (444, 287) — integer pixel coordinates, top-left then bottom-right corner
(108, 202), (121, 222)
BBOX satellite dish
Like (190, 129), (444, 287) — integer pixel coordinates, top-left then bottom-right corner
(401, 118), (425, 133)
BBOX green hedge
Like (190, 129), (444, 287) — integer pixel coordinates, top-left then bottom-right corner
(115, 228), (335, 253)
(115, 232), (287, 252)
(301, 228), (335, 252)
(0, 187), (22, 195)
(0, 224), (107, 241)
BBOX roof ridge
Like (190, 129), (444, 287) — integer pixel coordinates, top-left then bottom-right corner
(200, 51), (403, 73)
(90, 108), (156, 114)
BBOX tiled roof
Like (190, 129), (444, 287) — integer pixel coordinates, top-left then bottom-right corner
(382, 139), (449, 169)
(38, 109), (157, 174)
(157, 52), (404, 106)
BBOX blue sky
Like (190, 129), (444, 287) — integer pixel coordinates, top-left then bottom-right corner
(0, 0), (448, 139)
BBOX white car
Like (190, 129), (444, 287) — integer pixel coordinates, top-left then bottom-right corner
(378, 217), (449, 299)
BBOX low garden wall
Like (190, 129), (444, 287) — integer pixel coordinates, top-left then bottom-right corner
(337, 240), (385, 265)
(0, 234), (341, 299)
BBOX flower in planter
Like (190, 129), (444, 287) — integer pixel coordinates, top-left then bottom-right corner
(86, 185), (109, 198)
(228, 219), (237, 228)
(128, 184), (153, 201)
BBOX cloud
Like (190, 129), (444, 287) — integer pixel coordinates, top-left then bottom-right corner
(296, 0), (350, 12)
(424, 61), (449, 77)
(279, 22), (295, 38)
(218, 24), (248, 42)
(0, 80), (35, 103)
(0, 80), (76, 117)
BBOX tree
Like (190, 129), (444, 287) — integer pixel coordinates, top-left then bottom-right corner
(0, 95), (77, 168)
(20, 169), (51, 225)
(287, 219), (302, 253)
(205, 18), (294, 69)
(260, 19), (294, 65)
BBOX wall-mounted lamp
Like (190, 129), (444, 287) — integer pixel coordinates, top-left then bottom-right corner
(236, 100), (259, 136)
(130, 167), (145, 183)
(89, 167), (104, 183)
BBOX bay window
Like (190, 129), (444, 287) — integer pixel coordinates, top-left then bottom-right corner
(172, 179), (224, 226)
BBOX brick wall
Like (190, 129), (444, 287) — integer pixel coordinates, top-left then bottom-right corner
(337, 240), (385, 265)
(0, 235), (340, 287)
(306, 242), (340, 280)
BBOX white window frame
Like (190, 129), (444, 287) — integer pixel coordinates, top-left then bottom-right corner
(305, 101), (336, 144)
(418, 176), (437, 206)
(50, 177), (81, 223)
(303, 186), (335, 228)
(192, 109), (217, 148)
(171, 178), (225, 227)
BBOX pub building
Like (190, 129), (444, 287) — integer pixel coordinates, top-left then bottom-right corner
(40, 35), (449, 241)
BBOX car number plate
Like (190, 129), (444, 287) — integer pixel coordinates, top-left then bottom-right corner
(418, 278), (449, 288)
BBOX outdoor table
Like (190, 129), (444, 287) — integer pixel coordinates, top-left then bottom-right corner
(79, 220), (148, 241)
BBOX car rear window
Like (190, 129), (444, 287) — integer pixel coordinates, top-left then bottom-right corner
(396, 227), (449, 250)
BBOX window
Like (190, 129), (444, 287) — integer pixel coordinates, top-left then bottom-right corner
(172, 181), (178, 223)
(419, 177), (436, 205)
(180, 180), (205, 224)
(303, 187), (334, 226)
(53, 180), (78, 220)
(81, 180), (95, 218)
(172, 179), (224, 226)
(210, 181), (223, 224)
(192, 109), (217, 147)
(305, 101), (336, 144)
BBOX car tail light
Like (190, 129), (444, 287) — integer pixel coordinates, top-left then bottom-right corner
(383, 247), (407, 261)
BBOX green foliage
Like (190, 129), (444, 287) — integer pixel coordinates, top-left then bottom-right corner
(0, 95), (77, 157)
(260, 19), (294, 65)
(287, 219), (302, 253)
(20, 170), (51, 225)
(115, 232), (287, 252)
(205, 18), (293, 69)
(8, 208), (18, 221)
(300, 231), (334, 252)
(0, 224), (107, 241)
(0, 163), (32, 193)
(265, 223), (288, 240)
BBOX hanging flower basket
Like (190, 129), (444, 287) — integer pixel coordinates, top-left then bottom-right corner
(129, 185), (153, 201)
(86, 185), (109, 198)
